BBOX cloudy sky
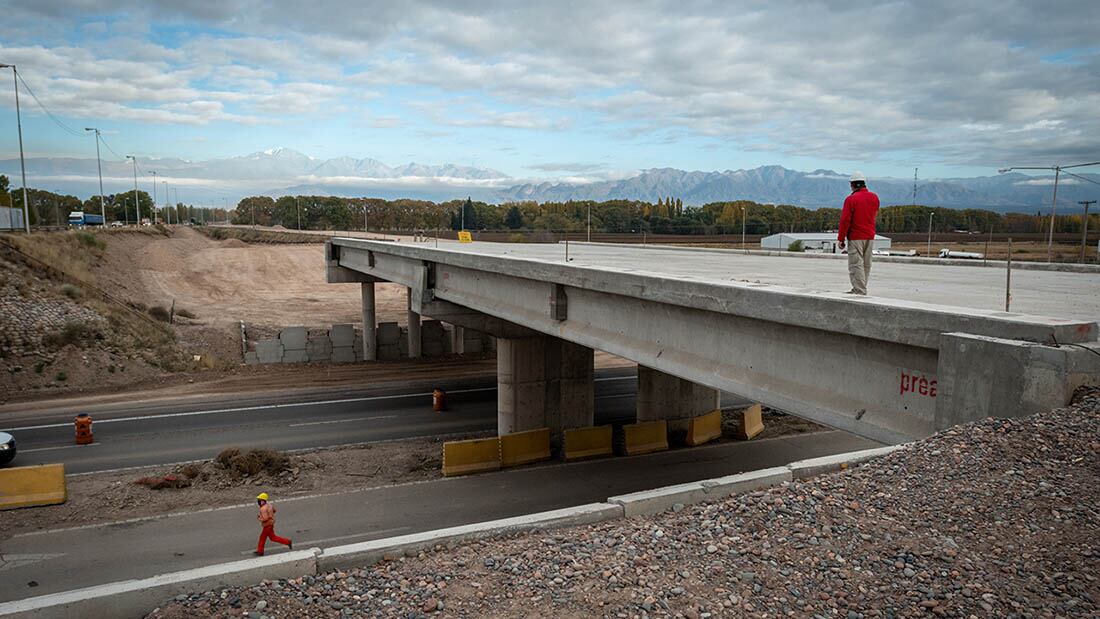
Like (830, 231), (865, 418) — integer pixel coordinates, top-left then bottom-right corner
(0, 0), (1097, 184)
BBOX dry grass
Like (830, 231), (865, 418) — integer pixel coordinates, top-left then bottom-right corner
(215, 447), (290, 477)
(199, 227), (325, 244)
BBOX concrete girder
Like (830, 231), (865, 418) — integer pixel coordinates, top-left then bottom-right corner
(330, 238), (1096, 348)
(418, 299), (541, 339)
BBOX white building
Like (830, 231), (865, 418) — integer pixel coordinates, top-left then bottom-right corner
(760, 232), (891, 253)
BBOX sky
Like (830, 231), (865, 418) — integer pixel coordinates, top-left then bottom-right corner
(0, 0), (1098, 190)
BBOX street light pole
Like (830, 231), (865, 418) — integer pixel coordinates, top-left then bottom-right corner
(1081, 200), (1096, 263)
(1, 64), (31, 233)
(297, 196), (301, 230)
(84, 128), (106, 224)
(926, 211), (934, 258)
(163, 181), (170, 224)
(126, 155), (139, 225)
(587, 203), (591, 242)
(741, 206), (746, 252)
(150, 170), (158, 225)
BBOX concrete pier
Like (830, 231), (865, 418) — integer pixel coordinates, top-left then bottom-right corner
(497, 336), (594, 447)
(637, 366), (719, 443)
(360, 282), (376, 361)
(453, 325), (466, 354)
(407, 287), (421, 358)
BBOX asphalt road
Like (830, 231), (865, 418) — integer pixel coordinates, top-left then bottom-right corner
(2, 368), (649, 475)
(0, 430), (878, 601)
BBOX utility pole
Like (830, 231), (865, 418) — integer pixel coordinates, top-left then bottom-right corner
(587, 203), (591, 242)
(173, 188), (179, 223)
(1, 64), (31, 233)
(297, 196), (301, 230)
(1080, 200), (1096, 263)
(163, 181), (170, 224)
(126, 155), (139, 225)
(150, 170), (158, 224)
(84, 128), (106, 223)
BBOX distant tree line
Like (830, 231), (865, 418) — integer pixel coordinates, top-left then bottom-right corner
(230, 193), (1097, 236)
(2, 176), (228, 226)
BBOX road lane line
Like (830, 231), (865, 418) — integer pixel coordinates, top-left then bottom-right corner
(288, 415), (397, 428)
(20, 443), (100, 453)
(2, 376), (633, 432)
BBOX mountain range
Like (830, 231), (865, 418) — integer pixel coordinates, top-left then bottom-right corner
(2, 148), (1096, 212)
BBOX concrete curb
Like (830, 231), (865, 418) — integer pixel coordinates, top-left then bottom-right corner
(564, 240), (1100, 273)
(0, 549), (321, 619)
(608, 482), (708, 517)
(319, 502), (623, 571)
(0, 444), (904, 618)
(786, 445), (905, 479)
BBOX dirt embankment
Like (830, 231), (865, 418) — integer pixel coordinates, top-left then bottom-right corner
(1, 227), (417, 401)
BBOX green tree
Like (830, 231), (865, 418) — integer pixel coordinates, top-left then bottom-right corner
(503, 205), (523, 229)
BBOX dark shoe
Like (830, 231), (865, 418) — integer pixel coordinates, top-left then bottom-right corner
(288, 541), (293, 550)
(253, 551), (264, 556)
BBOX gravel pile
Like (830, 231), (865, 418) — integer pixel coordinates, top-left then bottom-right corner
(148, 388), (1100, 618)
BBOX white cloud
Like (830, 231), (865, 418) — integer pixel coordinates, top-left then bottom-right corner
(1, 0), (1098, 167)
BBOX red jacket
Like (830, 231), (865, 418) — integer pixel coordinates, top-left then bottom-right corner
(838, 188), (879, 241)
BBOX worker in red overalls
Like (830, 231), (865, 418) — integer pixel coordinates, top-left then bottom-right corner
(254, 492), (292, 556)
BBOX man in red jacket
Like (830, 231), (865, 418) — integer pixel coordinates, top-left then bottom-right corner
(837, 171), (880, 295)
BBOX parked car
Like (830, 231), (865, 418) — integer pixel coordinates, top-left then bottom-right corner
(109, 221), (124, 227)
(0, 431), (15, 466)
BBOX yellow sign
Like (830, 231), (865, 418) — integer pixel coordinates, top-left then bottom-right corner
(457, 230), (473, 243)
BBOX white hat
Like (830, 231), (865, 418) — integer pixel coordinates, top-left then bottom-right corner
(849, 171), (866, 182)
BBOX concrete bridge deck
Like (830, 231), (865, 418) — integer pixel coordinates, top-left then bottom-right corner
(393, 239), (1100, 323)
(326, 238), (1099, 445)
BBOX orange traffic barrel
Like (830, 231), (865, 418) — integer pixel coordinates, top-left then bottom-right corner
(74, 413), (94, 445)
(432, 388), (446, 412)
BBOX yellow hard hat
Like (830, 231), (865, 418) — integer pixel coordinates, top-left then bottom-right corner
(256, 492), (269, 501)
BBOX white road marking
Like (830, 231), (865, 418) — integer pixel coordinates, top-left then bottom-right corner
(2, 376), (633, 432)
(289, 415), (397, 428)
(20, 443), (100, 453)
(239, 527), (412, 554)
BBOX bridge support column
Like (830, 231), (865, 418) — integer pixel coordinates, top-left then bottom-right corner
(637, 366), (719, 444)
(452, 325), (465, 354)
(497, 336), (594, 449)
(406, 287), (421, 358)
(360, 282), (376, 361)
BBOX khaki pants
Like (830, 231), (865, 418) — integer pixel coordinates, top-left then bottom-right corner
(847, 239), (873, 295)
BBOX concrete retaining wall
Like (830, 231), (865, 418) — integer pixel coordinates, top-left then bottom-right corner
(0, 445), (904, 619)
(244, 323), (484, 365)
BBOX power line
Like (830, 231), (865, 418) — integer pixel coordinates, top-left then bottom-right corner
(14, 72), (83, 137)
(96, 133), (127, 161)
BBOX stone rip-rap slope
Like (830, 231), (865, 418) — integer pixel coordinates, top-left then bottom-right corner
(150, 388), (1100, 618)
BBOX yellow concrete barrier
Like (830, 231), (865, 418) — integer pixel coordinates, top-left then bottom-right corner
(442, 437), (501, 477)
(563, 425), (613, 461)
(687, 409), (723, 446)
(736, 404), (765, 440)
(500, 428), (551, 467)
(623, 420), (668, 456)
(0, 463), (67, 510)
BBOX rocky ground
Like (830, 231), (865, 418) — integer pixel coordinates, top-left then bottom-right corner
(149, 387), (1100, 618)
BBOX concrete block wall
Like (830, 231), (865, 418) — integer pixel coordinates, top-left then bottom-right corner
(244, 324), (485, 365)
